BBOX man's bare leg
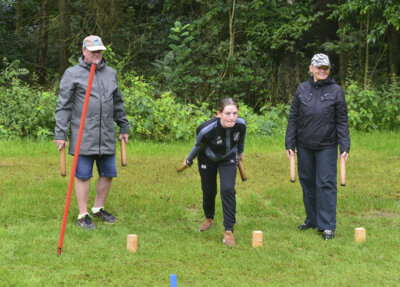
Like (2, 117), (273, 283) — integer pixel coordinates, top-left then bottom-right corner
(75, 178), (90, 215)
(93, 176), (113, 208)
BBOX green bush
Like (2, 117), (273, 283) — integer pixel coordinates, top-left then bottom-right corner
(120, 72), (290, 140)
(345, 80), (400, 131)
(239, 102), (290, 136)
(1, 57), (398, 141)
(0, 58), (56, 139)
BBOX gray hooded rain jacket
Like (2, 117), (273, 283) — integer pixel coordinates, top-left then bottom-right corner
(55, 57), (129, 155)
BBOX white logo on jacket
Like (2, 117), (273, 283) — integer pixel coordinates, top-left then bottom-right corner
(216, 136), (222, 145)
(233, 132), (240, 141)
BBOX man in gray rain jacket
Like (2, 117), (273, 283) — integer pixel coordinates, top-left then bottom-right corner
(54, 35), (129, 230)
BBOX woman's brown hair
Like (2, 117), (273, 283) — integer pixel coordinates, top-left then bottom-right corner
(217, 98), (239, 113)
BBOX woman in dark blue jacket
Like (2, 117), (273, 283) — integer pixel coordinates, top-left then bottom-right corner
(183, 98), (246, 246)
(285, 53), (350, 240)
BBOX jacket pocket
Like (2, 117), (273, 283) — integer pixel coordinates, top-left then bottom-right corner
(320, 93), (335, 102)
(299, 93), (312, 106)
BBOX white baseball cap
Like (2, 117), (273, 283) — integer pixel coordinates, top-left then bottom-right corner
(82, 35), (106, 51)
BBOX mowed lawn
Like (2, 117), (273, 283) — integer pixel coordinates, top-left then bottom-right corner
(0, 131), (399, 286)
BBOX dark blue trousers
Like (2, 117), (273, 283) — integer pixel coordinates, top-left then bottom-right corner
(198, 153), (237, 231)
(297, 146), (338, 231)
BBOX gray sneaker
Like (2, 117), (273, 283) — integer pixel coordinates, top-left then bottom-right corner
(77, 214), (96, 230)
(93, 209), (117, 223)
(323, 230), (335, 240)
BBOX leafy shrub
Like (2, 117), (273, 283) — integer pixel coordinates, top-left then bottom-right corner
(240, 102), (290, 136)
(0, 58), (296, 142)
(120, 71), (290, 140)
(121, 73), (211, 140)
(3, 56), (399, 141)
(345, 81), (400, 131)
(0, 59), (55, 139)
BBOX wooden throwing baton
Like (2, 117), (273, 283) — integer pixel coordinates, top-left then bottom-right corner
(177, 163), (189, 173)
(340, 155), (346, 186)
(60, 146), (66, 177)
(120, 138), (126, 166)
(238, 159), (248, 181)
(289, 151), (296, 182)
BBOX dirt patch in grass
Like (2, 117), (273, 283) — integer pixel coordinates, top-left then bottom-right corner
(363, 211), (400, 218)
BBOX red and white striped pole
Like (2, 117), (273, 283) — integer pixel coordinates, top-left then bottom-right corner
(57, 64), (96, 255)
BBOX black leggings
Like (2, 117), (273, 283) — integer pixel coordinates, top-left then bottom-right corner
(198, 153), (237, 231)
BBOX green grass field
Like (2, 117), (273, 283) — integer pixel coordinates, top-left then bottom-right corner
(0, 131), (399, 286)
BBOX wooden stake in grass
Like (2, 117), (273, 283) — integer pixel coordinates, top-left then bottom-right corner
(120, 138), (126, 166)
(127, 234), (138, 252)
(340, 155), (346, 186)
(355, 227), (366, 243)
(252, 231), (263, 248)
(289, 150), (296, 182)
(60, 146), (66, 177)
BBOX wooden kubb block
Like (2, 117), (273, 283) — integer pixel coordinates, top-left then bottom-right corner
(127, 234), (138, 252)
(252, 231), (263, 248)
(354, 228), (366, 243)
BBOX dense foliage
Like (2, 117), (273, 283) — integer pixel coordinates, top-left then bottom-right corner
(0, 59), (398, 140)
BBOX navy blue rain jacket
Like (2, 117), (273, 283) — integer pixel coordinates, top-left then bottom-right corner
(285, 76), (350, 154)
(186, 117), (246, 164)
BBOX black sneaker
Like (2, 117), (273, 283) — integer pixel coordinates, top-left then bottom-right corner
(298, 222), (317, 230)
(77, 214), (96, 230)
(93, 209), (117, 223)
(323, 230), (335, 240)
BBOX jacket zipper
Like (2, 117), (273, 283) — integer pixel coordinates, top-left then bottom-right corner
(96, 71), (102, 156)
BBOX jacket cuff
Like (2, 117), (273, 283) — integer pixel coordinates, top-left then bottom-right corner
(55, 133), (67, 141)
(120, 127), (130, 134)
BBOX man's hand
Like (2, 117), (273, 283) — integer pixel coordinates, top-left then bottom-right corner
(55, 140), (67, 151)
(119, 134), (129, 143)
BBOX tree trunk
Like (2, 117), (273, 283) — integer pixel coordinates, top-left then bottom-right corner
(58, 0), (71, 77)
(110, 0), (120, 33)
(221, 0), (235, 80)
(37, 0), (49, 83)
(388, 25), (399, 77)
(15, 0), (23, 31)
(338, 18), (350, 84)
(363, 12), (370, 89)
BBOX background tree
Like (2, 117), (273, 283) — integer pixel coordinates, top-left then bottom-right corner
(58, 0), (70, 77)
(37, 0), (49, 83)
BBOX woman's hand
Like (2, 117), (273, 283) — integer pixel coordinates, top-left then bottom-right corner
(286, 149), (294, 159)
(238, 154), (244, 162)
(341, 151), (349, 160)
(183, 159), (192, 167)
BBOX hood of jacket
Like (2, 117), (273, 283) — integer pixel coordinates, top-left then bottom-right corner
(78, 56), (107, 71)
(309, 75), (336, 87)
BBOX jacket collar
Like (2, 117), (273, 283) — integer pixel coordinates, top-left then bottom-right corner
(79, 56), (106, 70)
(309, 75), (336, 87)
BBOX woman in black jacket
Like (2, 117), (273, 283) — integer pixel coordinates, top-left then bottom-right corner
(285, 53), (350, 240)
(182, 98), (246, 246)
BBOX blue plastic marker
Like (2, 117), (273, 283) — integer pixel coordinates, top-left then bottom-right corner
(170, 274), (177, 287)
